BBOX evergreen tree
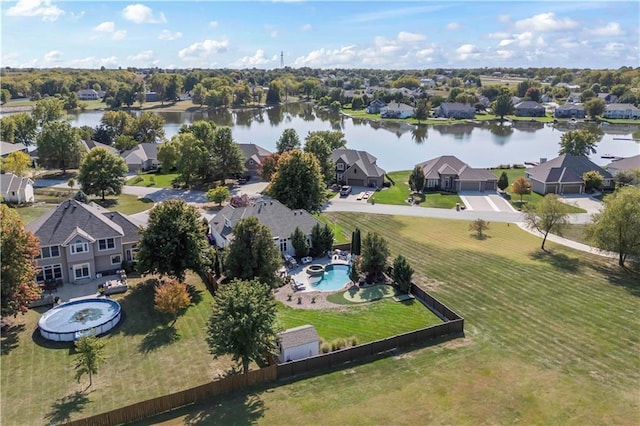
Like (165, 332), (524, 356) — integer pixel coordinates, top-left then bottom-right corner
(497, 171), (509, 191)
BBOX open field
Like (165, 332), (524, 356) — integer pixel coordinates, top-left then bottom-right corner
(0, 274), (231, 426)
(371, 170), (462, 208)
(145, 213), (639, 425)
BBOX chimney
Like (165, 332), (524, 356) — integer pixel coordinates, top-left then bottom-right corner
(540, 158), (547, 164)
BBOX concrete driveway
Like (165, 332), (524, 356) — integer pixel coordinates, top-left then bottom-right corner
(458, 192), (516, 212)
(558, 194), (603, 214)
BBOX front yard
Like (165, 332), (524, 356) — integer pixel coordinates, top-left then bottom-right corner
(126, 171), (180, 188)
(371, 170), (462, 208)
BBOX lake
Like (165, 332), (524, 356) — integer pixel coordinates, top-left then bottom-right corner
(67, 103), (638, 171)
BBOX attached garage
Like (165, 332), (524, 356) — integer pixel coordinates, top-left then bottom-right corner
(457, 180), (498, 192)
(347, 178), (365, 186)
(559, 184), (583, 194)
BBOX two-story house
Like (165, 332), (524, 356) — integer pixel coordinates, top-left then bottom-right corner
(434, 103), (475, 119)
(330, 148), (386, 188)
(602, 103), (640, 119)
(26, 199), (143, 284)
(237, 143), (272, 180)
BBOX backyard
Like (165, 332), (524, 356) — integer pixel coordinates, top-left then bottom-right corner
(144, 213), (639, 425)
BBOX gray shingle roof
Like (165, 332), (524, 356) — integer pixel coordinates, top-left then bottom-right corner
(121, 143), (158, 162)
(0, 173), (33, 194)
(0, 141), (27, 156)
(526, 154), (613, 184)
(330, 148), (385, 178)
(605, 154), (640, 172)
(515, 101), (544, 110)
(278, 325), (320, 349)
(438, 102), (475, 112)
(81, 140), (118, 155)
(556, 104), (585, 112)
(416, 155), (496, 181)
(237, 143), (272, 165)
(26, 199), (129, 246)
(210, 198), (321, 242)
(102, 211), (142, 244)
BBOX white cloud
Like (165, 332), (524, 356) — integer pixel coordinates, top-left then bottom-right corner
(178, 39), (229, 62)
(127, 50), (155, 62)
(68, 56), (119, 69)
(397, 31), (425, 43)
(94, 21), (115, 32)
(6, 0), (65, 21)
(293, 45), (357, 68)
(455, 44), (480, 60)
(209, 20), (218, 28)
(158, 30), (183, 40)
(231, 49), (273, 68)
(487, 31), (510, 39)
(496, 50), (514, 59)
(446, 22), (461, 31)
(112, 30), (127, 41)
(590, 22), (624, 36)
(498, 32), (546, 48)
(122, 4), (166, 24)
(44, 50), (63, 63)
(300, 23), (312, 31)
(514, 13), (577, 32)
(604, 42), (624, 52)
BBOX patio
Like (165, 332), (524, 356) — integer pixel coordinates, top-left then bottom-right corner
(31, 273), (125, 306)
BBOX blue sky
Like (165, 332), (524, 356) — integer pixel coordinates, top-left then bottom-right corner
(2, 1), (638, 69)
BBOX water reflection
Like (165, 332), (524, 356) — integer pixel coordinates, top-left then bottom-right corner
(487, 123), (514, 145)
(433, 123), (475, 139)
(411, 125), (428, 144)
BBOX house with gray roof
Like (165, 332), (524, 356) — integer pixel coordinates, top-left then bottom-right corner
(0, 173), (34, 204)
(277, 325), (320, 363)
(81, 139), (118, 155)
(433, 103), (475, 119)
(602, 103), (640, 119)
(238, 143), (272, 180)
(525, 154), (614, 195)
(120, 143), (160, 172)
(514, 101), (546, 117)
(330, 148), (386, 188)
(415, 155), (497, 192)
(555, 104), (585, 119)
(604, 154), (640, 176)
(208, 198), (322, 257)
(597, 93), (618, 104)
(380, 102), (415, 119)
(77, 89), (99, 100)
(366, 99), (387, 114)
(26, 199), (142, 284)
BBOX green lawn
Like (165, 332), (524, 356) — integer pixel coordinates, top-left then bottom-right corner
(127, 171), (180, 188)
(0, 274), (234, 426)
(491, 168), (586, 213)
(145, 213), (639, 425)
(277, 298), (441, 343)
(372, 170), (462, 208)
(314, 213), (349, 244)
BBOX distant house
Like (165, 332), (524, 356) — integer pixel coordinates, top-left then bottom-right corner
(604, 155), (640, 176)
(420, 78), (436, 88)
(510, 96), (522, 105)
(433, 103), (475, 119)
(602, 103), (640, 119)
(514, 101), (546, 117)
(330, 148), (386, 188)
(81, 139), (118, 155)
(237, 143), (272, 180)
(415, 155), (498, 192)
(554, 104), (586, 119)
(26, 199), (143, 284)
(539, 94), (552, 103)
(120, 143), (159, 172)
(0, 173), (34, 204)
(525, 154), (614, 195)
(366, 99), (386, 114)
(208, 198), (321, 257)
(380, 102), (414, 119)
(597, 93), (618, 104)
(567, 93), (582, 104)
(277, 325), (320, 363)
(557, 83), (581, 90)
(77, 89), (99, 101)
(145, 91), (160, 102)
(0, 141), (28, 158)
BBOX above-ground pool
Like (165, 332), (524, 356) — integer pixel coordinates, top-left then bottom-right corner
(38, 298), (122, 342)
(311, 264), (351, 292)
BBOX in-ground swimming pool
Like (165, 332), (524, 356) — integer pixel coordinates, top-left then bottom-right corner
(311, 264), (351, 292)
(38, 298), (122, 342)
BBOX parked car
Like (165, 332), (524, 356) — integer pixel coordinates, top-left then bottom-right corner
(340, 185), (352, 196)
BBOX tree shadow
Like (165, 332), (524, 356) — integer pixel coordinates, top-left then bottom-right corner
(470, 233), (491, 241)
(529, 250), (580, 273)
(187, 284), (204, 306)
(589, 263), (640, 297)
(138, 326), (180, 353)
(183, 392), (265, 425)
(0, 322), (25, 355)
(44, 390), (91, 426)
(359, 285), (386, 301)
(115, 280), (163, 336)
(31, 327), (76, 351)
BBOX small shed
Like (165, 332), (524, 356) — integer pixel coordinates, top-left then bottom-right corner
(278, 325), (320, 363)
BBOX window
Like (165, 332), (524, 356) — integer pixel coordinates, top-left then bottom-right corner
(337, 173), (343, 182)
(279, 239), (287, 253)
(70, 240), (89, 254)
(98, 238), (115, 251)
(36, 264), (63, 283)
(125, 244), (138, 262)
(73, 263), (90, 280)
(37, 246), (60, 259)
(337, 162), (345, 171)
(111, 255), (122, 265)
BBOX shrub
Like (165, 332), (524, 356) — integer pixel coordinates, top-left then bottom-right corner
(512, 163), (526, 169)
(320, 342), (331, 353)
(349, 336), (359, 346)
(287, 293), (292, 301)
(335, 338), (347, 350)
(148, 175), (156, 186)
(311, 296), (316, 303)
(130, 175), (144, 184)
(297, 296), (302, 305)
(121, 259), (133, 274)
(496, 164), (511, 169)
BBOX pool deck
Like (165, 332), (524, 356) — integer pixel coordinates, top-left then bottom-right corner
(37, 274), (122, 303)
(287, 256), (351, 293)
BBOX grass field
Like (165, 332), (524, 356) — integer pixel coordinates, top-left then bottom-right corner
(145, 213), (639, 425)
(491, 168), (586, 213)
(314, 213), (349, 244)
(0, 273), (233, 426)
(277, 298), (441, 343)
(127, 172), (180, 188)
(372, 170), (462, 208)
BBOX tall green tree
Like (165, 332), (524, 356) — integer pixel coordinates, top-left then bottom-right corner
(523, 194), (570, 251)
(77, 147), (128, 201)
(583, 170), (604, 192)
(224, 217), (282, 287)
(585, 186), (640, 267)
(408, 165), (425, 192)
(0, 116), (16, 143)
(392, 255), (414, 294)
(37, 120), (83, 173)
(492, 92), (514, 121)
(305, 131), (347, 151)
(497, 171), (509, 191)
(310, 223), (334, 257)
(136, 199), (208, 280)
(100, 110), (133, 143)
(276, 128), (301, 154)
(9, 113), (37, 146)
(73, 335), (106, 388)
(269, 150), (325, 212)
(131, 111), (165, 143)
(414, 99), (430, 123)
(350, 227), (361, 256)
(172, 133), (208, 186)
(207, 279), (277, 374)
(32, 97), (65, 126)
(559, 129), (598, 156)
(0, 205), (41, 317)
(584, 98), (606, 119)
(304, 134), (334, 185)
(2, 151), (32, 177)
(211, 127), (245, 185)
(290, 226), (309, 259)
(360, 232), (390, 279)
(266, 80), (283, 104)
(206, 186), (231, 206)
(157, 139), (181, 171)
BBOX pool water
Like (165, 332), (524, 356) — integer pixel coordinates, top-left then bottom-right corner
(311, 264), (351, 292)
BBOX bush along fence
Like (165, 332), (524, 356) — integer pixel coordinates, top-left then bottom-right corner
(66, 285), (462, 425)
(277, 283), (463, 379)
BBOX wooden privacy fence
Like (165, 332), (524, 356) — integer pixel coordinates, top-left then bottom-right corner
(65, 365), (277, 426)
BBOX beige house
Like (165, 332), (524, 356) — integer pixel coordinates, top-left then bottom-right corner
(330, 148), (386, 188)
(416, 155), (497, 192)
(525, 154), (614, 194)
(0, 173), (34, 204)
